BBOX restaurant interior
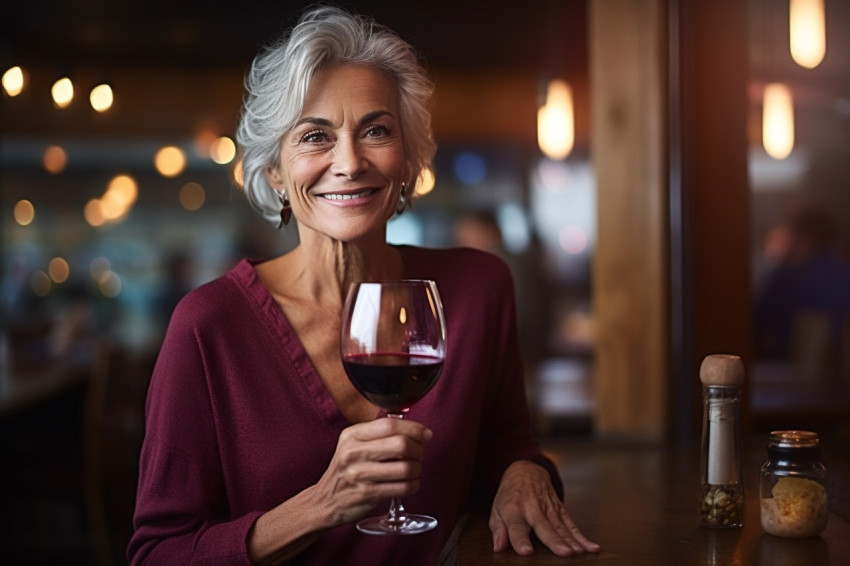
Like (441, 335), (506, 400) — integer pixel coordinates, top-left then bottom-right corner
(2, 0), (849, 564)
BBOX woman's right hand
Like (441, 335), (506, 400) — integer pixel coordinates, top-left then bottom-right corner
(248, 417), (432, 564)
(315, 417), (433, 525)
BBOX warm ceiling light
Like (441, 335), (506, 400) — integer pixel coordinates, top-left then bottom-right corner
(790, 0), (826, 69)
(763, 83), (795, 160)
(537, 79), (574, 160)
(90, 83), (114, 112)
(51, 77), (74, 108)
(210, 136), (236, 164)
(2, 66), (26, 96)
(43, 145), (68, 174)
(154, 145), (187, 177)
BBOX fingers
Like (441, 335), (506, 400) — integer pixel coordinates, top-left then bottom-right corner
(489, 513), (527, 554)
(492, 502), (599, 557)
(334, 418), (433, 490)
(528, 506), (599, 556)
(339, 420), (431, 466)
(316, 420), (434, 527)
(489, 461), (600, 557)
(345, 416), (433, 444)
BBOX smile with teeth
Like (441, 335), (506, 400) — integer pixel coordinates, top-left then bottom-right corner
(321, 189), (376, 201)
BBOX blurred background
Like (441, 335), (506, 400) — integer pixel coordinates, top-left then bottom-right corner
(1, 0), (848, 564)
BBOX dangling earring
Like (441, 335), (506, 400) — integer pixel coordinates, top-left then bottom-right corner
(395, 183), (407, 215)
(277, 189), (292, 228)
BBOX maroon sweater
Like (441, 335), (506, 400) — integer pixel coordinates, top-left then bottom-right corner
(128, 245), (559, 565)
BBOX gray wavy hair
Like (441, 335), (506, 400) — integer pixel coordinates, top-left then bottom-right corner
(236, 5), (436, 224)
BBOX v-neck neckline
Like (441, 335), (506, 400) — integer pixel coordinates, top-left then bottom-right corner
(238, 247), (416, 428)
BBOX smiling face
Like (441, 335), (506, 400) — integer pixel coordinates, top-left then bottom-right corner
(266, 65), (405, 244)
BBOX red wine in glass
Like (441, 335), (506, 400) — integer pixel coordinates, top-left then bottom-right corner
(342, 353), (443, 413)
(340, 280), (447, 535)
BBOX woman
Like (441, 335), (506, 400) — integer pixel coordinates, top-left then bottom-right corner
(128, 6), (599, 565)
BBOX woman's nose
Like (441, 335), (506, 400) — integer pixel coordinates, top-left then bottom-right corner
(331, 137), (365, 180)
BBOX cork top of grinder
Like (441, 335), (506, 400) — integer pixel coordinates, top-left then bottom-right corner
(699, 354), (744, 387)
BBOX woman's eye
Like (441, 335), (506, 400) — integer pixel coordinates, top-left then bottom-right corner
(364, 124), (390, 138)
(301, 130), (328, 143)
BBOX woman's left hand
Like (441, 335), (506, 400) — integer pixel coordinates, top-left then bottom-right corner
(489, 460), (601, 557)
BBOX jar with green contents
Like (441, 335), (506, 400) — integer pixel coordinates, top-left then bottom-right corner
(760, 430), (829, 538)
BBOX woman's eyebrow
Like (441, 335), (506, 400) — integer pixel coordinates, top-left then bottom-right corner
(293, 110), (394, 129)
(293, 116), (334, 128)
(358, 110), (394, 125)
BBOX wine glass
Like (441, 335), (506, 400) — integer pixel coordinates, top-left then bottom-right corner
(340, 279), (447, 535)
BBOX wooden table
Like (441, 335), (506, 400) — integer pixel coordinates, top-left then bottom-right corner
(458, 440), (850, 565)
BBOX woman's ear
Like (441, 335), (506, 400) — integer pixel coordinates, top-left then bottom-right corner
(265, 166), (283, 190)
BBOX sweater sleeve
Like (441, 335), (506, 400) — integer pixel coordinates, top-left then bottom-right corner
(469, 255), (563, 502)
(127, 295), (261, 566)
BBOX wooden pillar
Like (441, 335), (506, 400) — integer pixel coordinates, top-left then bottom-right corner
(590, 0), (751, 443)
(590, 0), (669, 442)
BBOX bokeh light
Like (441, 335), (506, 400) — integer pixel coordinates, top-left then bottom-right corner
(2, 66), (26, 96)
(43, 145), (68, 174)
(84, 199), (107, 227)
(48, 257), (70, 284)
(89, 83), (114, 112)
(193, 128), (218, 158)
(51, 77), (74, 108)
(31, 271), (52, 296)
(154, 145), (187, 177)
(414, 167), (436, 196)
(179, 182), (206, 211)
(559, 225), (588, 255)
(90, 257), (112, 283)
(210, 136), (236, 164)
(453, 152), (487, 185)
(14, 199), (35, 225)
(105, 174), (138, 208)
(98, 271), (122, 298)
(232, 158), (244, 188)
(84, 174), (139, 226)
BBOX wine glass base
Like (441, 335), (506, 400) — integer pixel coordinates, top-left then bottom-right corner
(356, 513), (438, 535)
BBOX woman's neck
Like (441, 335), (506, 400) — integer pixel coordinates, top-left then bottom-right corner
(265, 231), (405, 306)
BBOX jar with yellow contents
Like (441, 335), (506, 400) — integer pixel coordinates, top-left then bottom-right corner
(760, 430), (829, 538)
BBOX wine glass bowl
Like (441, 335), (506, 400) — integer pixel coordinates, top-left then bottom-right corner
(340, 280), (446, 535)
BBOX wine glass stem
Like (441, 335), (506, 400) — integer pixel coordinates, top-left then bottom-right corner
(385, 412), (408, 526)
(386, 498), (408, 525)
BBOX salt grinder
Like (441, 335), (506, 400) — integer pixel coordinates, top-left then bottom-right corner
(699, 354), (744, 528)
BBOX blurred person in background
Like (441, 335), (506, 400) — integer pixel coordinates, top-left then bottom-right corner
(453, 210), (549, 368)
(754, 201), (850, 378)
(128, 5), (599, 565)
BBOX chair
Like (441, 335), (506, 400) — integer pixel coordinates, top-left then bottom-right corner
(84, 342), (153, 566)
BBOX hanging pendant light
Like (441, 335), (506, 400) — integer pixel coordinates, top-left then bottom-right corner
(537, 79), (574, 160)
(790, 0), (826, 69)
(763, 82), (794, 160)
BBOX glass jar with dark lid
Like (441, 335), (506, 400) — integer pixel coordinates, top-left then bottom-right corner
(760, 430), (828, 538)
